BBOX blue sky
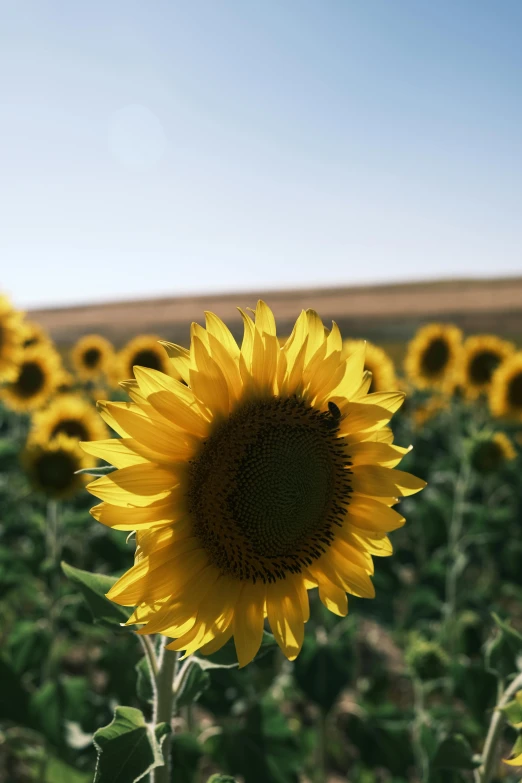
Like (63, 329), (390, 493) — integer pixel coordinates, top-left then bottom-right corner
(1, 0), (521, 308)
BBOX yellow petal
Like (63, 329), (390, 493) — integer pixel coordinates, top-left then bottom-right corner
(90, 497), (183, 531)
(350, 465), (426, 497)
(345, 496), (405, 533)
(254, 300), (277, 337)
(87, 464), (179, 505)
(80, 438), (148, 468)
(266, 579), (304, 661)
(233, 581), (266, 668)
(159, 342), (191, 383)
(347, 442), (411, 468)
(204, 311), (240, 359)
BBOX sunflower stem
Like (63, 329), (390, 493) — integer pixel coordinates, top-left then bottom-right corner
(153, 640), (180, 783)
(316, 709), (328, 783)
(443, 457), (471, 663)
(475, 671), (522, 783)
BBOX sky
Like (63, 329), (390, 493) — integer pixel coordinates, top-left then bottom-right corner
(1, 0), (521, 309)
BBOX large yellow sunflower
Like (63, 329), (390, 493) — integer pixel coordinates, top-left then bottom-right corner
(0, 294), (24, 382)
(23, 434), (94, 499)
(83, 303), (425, 666)
(71, 334), (114, 381)
(404, 323), (463, 390)
(1, 345), (62, 412)
(490, 353), (522, 421)
(31, 394), (109, 444)
(114, 335), (178, 385)
(342, 340), (397, 393)
(460, 335), (515, 400)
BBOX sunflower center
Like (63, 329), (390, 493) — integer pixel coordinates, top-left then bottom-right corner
(15, 361), (45, 398)
(83, 347), (101, 368)
(469, 351), (500, 385)
(421, 338), (450, 376)
(132, 349), (162, 371)
(187, 396), (352, 583)
(35, 450), (77, 492)
(51, 419), (89, 440)
(507, 372), (522, 410)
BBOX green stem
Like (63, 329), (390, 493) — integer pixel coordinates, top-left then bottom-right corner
(476, 671), (522, 783)
(153, 641), (180, 783)
(316, 709), (328, 783)
(443, 459), (471, 659)
(411, 677), (429, 782)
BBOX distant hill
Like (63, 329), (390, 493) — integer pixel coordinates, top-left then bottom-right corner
(29, 277), (522, 352)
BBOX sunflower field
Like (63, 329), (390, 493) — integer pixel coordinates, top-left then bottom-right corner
(2, 292), (522, 783)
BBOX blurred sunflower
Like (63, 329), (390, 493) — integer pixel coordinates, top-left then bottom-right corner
(84, 302), (425, 666)
(461, 335), (514, 399)
(404, 323), (462, 390)
(23, 434), (93, 499)
(21, 320), (52, 349)
(31, 394), (109, 444)
(114, 335), (176, 384)
(0, 294), (24, 382)
(343, 340), (397, 393)
(490, 353), (522, 421)
(55, 370), (77, 396)
(71, 334), (114, 380)
(470, 432), (516, 474)
(1, 346), (61, 412)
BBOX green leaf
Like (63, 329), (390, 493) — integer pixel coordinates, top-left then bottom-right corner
(492, 613), (522, 646)
(93, 706), (170, 783)
(431, 734), (481, 770)
(499, 690), (522, 727)
(206, 776), (238, 783)
(171, 734), (203, 783)
(44, 757), (91, 783)
(61, 561), (131, 629)
(0, 656), (30, 725)
(176, 661), (211, 708)
(75, 465), (117, 476)
(196, 632), (277, 669)
(294, 634), (355, 712)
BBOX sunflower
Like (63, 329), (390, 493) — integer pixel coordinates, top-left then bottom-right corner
(470, 432), (516, 474)
(1, 346), (61, 412)
(404, 323), (463, 390)
(83, 302), (425, 666)
(0, 294), (24, 382)
(342, 340), (397, 394)
(460, 335), (515, 399)
(71, 334), (114, 381)
(21, 320), (52, 349)
(114, 335), (177, 385)
(490, 353), (522, 421)
(31, 394), (109, 444)
(23, 434), (94, 499)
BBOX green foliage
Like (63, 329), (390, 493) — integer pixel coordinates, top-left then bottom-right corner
(61, 561), (131, 628)
(3, 384), (522, 781)
(93, 706), (169, 783)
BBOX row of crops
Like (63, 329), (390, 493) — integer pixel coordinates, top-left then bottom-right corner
(1, 291), (522, 783)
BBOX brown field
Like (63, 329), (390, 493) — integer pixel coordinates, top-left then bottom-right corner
(29, 276), (522, 353)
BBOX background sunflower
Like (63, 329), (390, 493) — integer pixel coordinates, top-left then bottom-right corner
(461, 334), (515, 399)
(31, 393), (109, 444)
(404, 322), (463, 390)
(71, 334), (114, 381)
(22, 434), (94, 499)
(489, 352), (522, 421)
(113, 334), (179, 385)
(0, 294), (24, 382)
(1, 345), (62, 412)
